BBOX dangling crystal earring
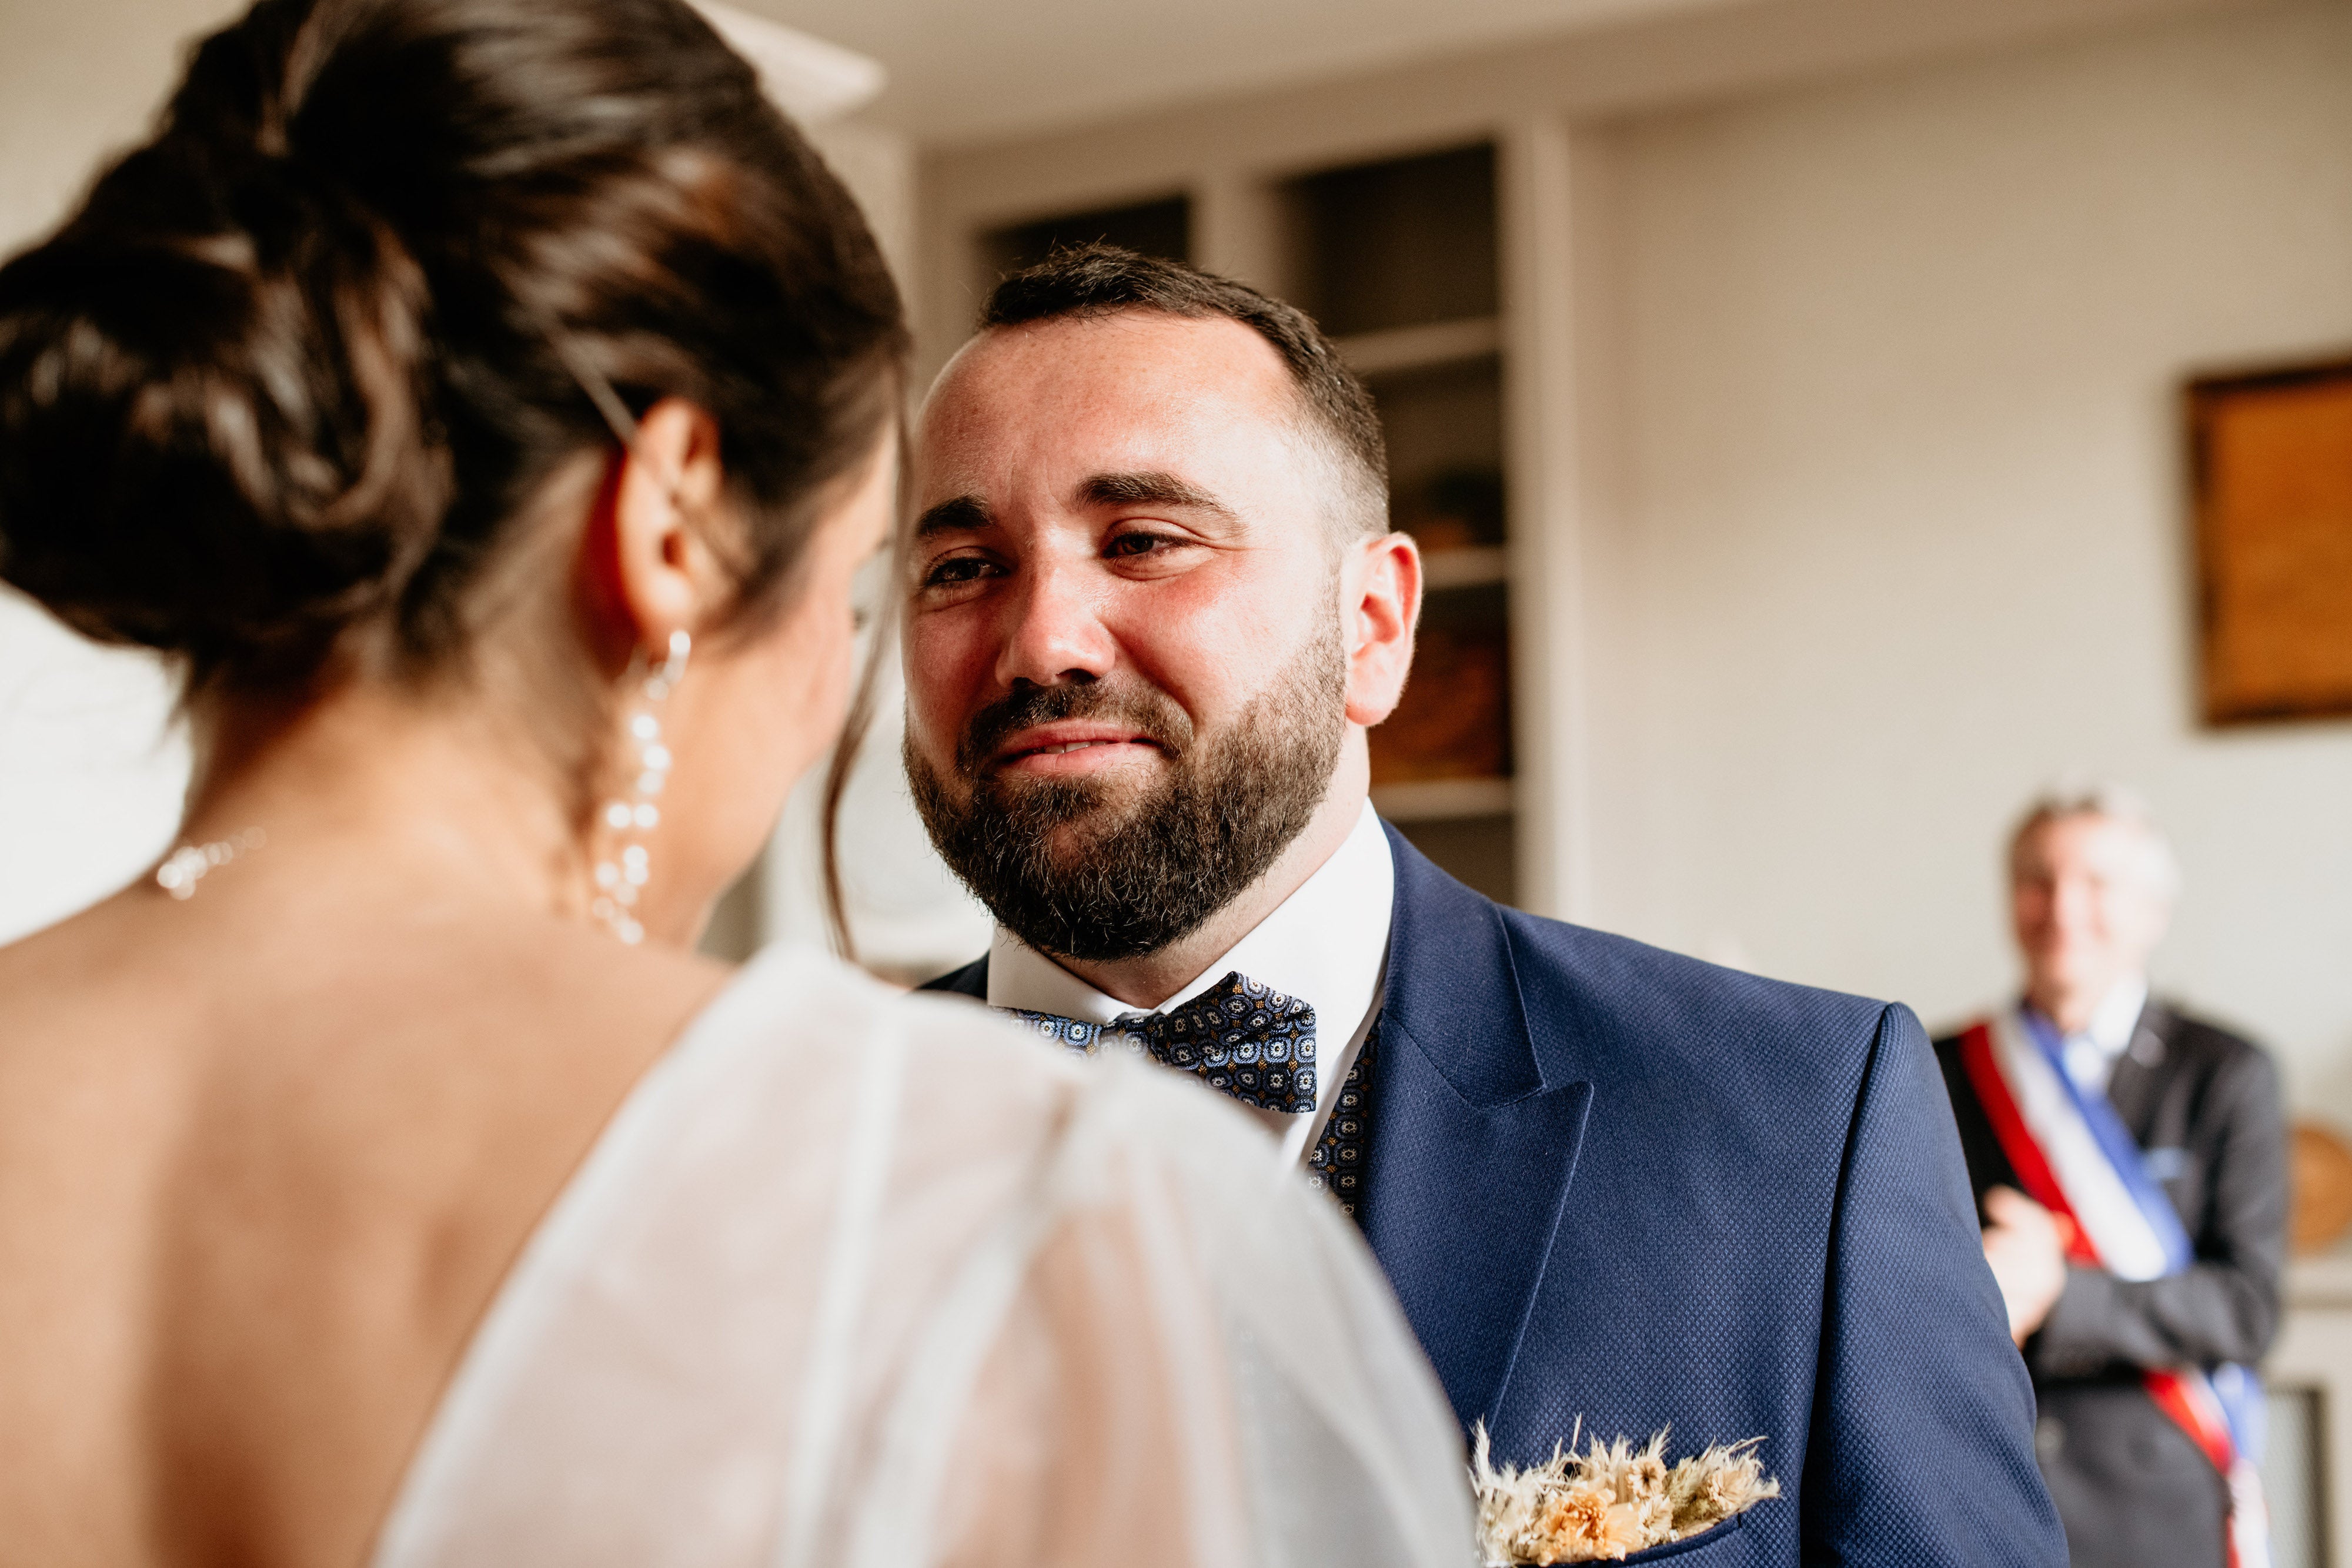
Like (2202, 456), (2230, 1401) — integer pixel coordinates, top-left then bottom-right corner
(590, 628), (690, 945)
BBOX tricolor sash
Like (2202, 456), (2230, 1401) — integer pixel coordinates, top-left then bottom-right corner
(1960, 1008), (2270, 1568)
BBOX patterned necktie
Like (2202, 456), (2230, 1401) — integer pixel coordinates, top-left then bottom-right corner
(1305, 1021), (1379, 1219)
(999, 971), (1317, 1115)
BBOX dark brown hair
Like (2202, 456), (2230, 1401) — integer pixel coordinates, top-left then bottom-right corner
(0, 0), (906, 697)
(980, 243), (1388, 534)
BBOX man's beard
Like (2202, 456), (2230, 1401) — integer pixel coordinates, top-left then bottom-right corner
(907, 623), (1348, 964)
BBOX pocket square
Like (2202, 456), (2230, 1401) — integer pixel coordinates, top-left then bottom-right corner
(1470, 1421), (1779, 1564)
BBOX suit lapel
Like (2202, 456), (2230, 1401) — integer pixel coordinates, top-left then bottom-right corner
(2106, 997), (2174, 1137)
(1359, 825), (1593, 1430)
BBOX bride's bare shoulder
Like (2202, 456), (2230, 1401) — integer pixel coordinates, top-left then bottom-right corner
(0, 884), (184, 1072)
(0, 878), (727, 1071)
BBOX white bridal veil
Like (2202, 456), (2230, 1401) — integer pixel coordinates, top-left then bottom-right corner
(369, 944), (1476, 1568)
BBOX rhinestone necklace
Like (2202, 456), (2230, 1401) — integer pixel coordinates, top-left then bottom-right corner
(155, 829), (268, 900)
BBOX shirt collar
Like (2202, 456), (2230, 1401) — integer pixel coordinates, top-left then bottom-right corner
(2086, 973), (2151, 1059)
(985, 799), (1395, 1045)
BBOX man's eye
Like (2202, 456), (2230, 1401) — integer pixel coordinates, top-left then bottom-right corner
(1107, 531), (1177, 558)
(924, 556), (993, 587)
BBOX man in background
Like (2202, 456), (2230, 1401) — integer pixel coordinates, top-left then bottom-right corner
(1937, 787), (2287, 1568)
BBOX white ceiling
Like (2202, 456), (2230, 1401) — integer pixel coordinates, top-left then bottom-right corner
(737, 0), (1752, 144)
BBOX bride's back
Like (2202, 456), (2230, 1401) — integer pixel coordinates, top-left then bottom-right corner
(0, 0), (905, 1558)
(0, 878), (726, 1565)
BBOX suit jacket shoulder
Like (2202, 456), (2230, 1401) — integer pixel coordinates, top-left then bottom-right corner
(2133, 999), (2276, 1105)
(1930, 997), (2274, 1098)
(917, 955), (989, 999)
(1491, 900), (1897, 1100)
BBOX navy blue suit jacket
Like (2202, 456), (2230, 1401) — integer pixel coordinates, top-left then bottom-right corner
(925, 823), (2064, 1566)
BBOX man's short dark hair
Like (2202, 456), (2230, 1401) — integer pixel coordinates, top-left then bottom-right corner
(980, 245), (1389, 537)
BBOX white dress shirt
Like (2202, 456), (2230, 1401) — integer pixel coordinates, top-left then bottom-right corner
(2054, 974), (2151, 1096)
(987, 800), (1395, 1165)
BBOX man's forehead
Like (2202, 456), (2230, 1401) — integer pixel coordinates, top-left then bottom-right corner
(924, 310), (1298, 442)
(2024, 814), (2151, 869)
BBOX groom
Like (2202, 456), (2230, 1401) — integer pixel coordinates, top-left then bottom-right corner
(904, 245), (2062, 1564)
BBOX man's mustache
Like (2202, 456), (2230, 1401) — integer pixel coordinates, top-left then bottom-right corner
(955, 679), (1195, 779)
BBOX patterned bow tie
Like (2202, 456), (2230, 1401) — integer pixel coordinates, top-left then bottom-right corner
(1000, 971), (1318, 1115)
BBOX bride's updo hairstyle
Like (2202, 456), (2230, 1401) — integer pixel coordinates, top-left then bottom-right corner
(0, 0), (904, 699)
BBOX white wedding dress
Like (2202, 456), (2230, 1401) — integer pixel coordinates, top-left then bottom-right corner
(368, 942), (1475, 1567)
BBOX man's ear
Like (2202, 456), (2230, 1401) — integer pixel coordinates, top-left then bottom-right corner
(1343, 530), (1421, 727)
(576, 399), (730, 667)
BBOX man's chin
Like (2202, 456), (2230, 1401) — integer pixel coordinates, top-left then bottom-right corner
(2028, 956), (2121, 999)
(972, 768), (1150, 824)
(1024, 802), (1154, 864)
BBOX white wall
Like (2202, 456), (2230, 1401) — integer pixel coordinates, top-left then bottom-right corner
(1594, 0), (2352, 1119)
(769, 122), (993, 977)
(0, 0), (238, 943)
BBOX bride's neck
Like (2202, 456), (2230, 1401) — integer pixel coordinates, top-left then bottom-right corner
(181, 680), (584, 922)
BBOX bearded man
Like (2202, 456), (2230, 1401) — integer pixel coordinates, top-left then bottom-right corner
(903, 244), (2061, 1564)
(1936, 790), (2286, 1568)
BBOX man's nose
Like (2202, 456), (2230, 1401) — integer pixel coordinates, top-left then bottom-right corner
(2050, 875), (2101, 934)
(993, 556), (1117, 691)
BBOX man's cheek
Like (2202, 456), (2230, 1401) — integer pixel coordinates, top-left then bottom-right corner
(906, 708), (961, 777)
(900, 631), (960, 727)
(911, 607), (996, 683)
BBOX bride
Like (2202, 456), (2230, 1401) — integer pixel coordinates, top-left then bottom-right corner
(0, 1), (1472, 1563)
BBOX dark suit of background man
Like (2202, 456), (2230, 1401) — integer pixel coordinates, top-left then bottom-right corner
(897, 243), (2063, 1564)
(1936, 788), (2287, 1568)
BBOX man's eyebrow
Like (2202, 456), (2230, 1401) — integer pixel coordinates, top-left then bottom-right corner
(914, 494), (992, 537)
(1076, 471), (1237, 521)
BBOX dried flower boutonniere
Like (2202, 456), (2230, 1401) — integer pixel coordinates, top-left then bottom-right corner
(1470, 1421), (1780, 1564)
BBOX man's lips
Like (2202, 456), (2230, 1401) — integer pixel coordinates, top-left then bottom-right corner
(988, 724), (1168, 774)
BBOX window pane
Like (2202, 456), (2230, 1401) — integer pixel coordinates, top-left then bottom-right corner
(1285, 144), (1498, 337)
(983, 195), (1192, 280)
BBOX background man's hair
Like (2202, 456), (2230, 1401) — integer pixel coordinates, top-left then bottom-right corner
(979, 243), (1388, 537)
(2007, 778), (2183, 899)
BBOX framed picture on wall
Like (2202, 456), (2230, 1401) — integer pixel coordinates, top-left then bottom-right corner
(2187, 355), (2352, 725)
